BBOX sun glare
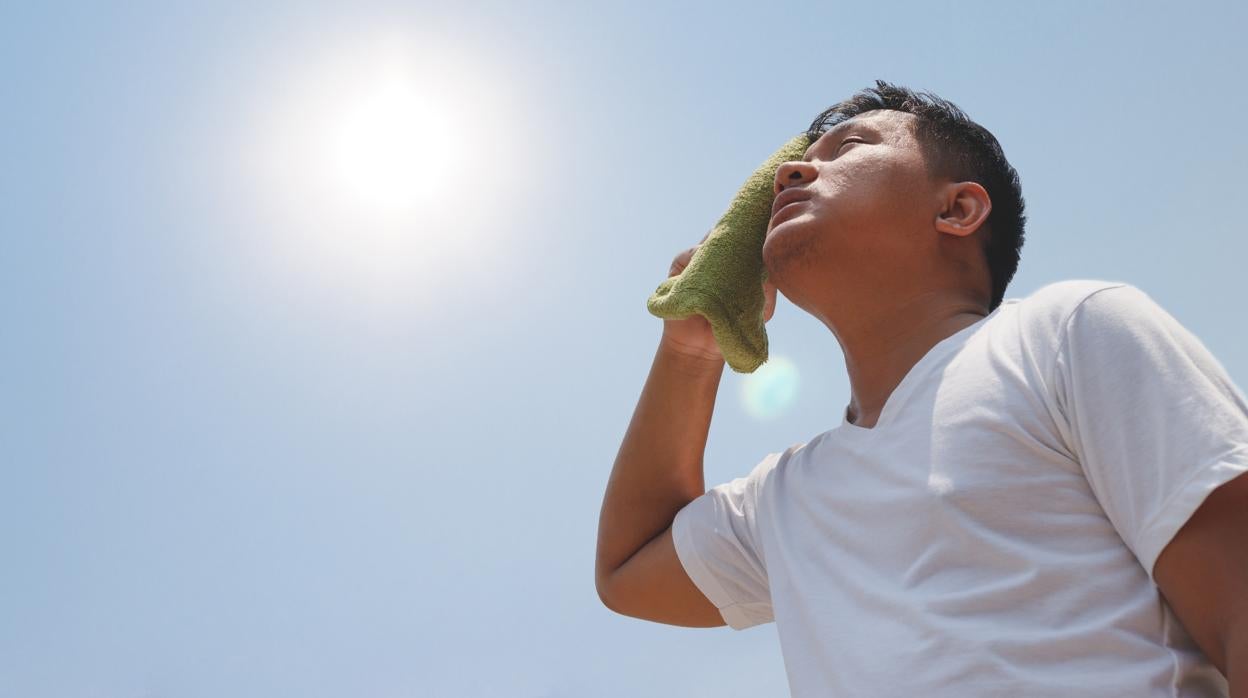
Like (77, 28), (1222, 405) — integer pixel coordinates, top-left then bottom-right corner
(330, 79), (454, 213)
(244, 30), (540, 311)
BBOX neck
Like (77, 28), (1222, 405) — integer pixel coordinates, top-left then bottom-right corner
(831, 289), (989, 427)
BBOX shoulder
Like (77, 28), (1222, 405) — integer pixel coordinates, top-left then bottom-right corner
(1024, 281), (1203, 379)
(757, 441), (808, 478)
(1019, 278), (1136, 319)
(1007, 278), (1149, 343)
(738, 441), (809, 492)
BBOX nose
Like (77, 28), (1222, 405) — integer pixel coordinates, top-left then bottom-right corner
(774, 161), (815, 194)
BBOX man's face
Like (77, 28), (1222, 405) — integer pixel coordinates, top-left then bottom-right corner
(761, 109), (940, 291)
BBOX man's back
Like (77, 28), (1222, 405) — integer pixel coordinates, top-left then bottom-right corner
(670, 280), (1244, 696)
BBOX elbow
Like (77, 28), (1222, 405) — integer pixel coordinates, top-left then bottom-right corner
(596, 569), (647, 621)
(595, 568), (619, 612)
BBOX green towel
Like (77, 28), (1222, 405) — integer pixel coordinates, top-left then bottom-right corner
(646, 133), (811, 373)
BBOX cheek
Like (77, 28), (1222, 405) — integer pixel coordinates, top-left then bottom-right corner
(815, 178), (886, 224)
(823, 163), (924, 218)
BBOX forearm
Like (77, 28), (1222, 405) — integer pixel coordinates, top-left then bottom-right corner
(1231, 622), (1245, 698)
(595, 336), (724, 588)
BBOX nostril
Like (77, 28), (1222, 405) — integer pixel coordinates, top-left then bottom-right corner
(788, 171), (802, 179)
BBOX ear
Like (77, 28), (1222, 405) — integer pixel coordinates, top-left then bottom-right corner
(933, 181), (991, 238)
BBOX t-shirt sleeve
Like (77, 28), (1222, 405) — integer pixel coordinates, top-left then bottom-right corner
(670, 454), (777, 630)
(1053, 283), (1248, 584)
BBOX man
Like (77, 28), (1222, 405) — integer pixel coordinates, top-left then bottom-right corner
(595, 80), (1248, 696)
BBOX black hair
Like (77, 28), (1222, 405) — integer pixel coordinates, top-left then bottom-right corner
(805, 79), (1026, 312)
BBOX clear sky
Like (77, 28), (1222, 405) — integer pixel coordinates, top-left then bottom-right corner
(2, 1), (1246, 696)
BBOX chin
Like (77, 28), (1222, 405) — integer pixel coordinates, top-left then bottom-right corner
(763, 221), (818, 276)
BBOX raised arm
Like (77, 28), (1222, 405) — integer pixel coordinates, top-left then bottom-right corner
(594, 240), (777, 627)
(594, 337), (727, 627)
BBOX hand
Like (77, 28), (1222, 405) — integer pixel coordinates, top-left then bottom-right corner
(659, 232), (777, 362)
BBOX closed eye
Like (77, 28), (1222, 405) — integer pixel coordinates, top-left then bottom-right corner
(803, 137), (867, 163)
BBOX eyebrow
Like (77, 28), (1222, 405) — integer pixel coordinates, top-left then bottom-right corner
(803, 118), (868, 162)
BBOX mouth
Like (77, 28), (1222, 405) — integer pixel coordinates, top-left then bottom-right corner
(770, 189), (811, 220)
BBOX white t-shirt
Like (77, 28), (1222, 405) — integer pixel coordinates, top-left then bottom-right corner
(672, 279), (1248, 697)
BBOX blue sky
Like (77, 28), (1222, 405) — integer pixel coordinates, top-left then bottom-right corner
(2, 1), (1246, 696)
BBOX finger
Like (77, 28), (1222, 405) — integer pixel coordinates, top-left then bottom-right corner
(669, 246), (697, 276)
(763, 280), (777, 321)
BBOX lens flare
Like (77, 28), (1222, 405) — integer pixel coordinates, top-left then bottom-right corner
(741, 355), (800, 420)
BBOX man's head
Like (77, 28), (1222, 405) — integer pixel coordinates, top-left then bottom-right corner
(761, 80), (1026, 318)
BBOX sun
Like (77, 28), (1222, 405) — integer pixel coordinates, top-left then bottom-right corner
(243, 31), (539, 307)
(329, 78), (454, 214)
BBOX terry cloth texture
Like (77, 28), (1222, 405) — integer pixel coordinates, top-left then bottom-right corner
(672, 280), (1246, 697)
(647, 133), (812, 373)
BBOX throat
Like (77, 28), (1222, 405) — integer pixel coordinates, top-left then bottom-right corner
(846, 407), (881, 429)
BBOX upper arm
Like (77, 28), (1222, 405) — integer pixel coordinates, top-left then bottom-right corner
(599, 525), (726, 628)
(600, 456), (781, 630)
(1055, 284), (1248, 576)
(1153, 470), (1248, 676)
(1054, 283), (1248, 677)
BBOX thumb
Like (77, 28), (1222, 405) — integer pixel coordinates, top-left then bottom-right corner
(763, 278), (777, 322)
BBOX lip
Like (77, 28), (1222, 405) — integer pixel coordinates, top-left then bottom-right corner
(771, 189), (811, 220)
